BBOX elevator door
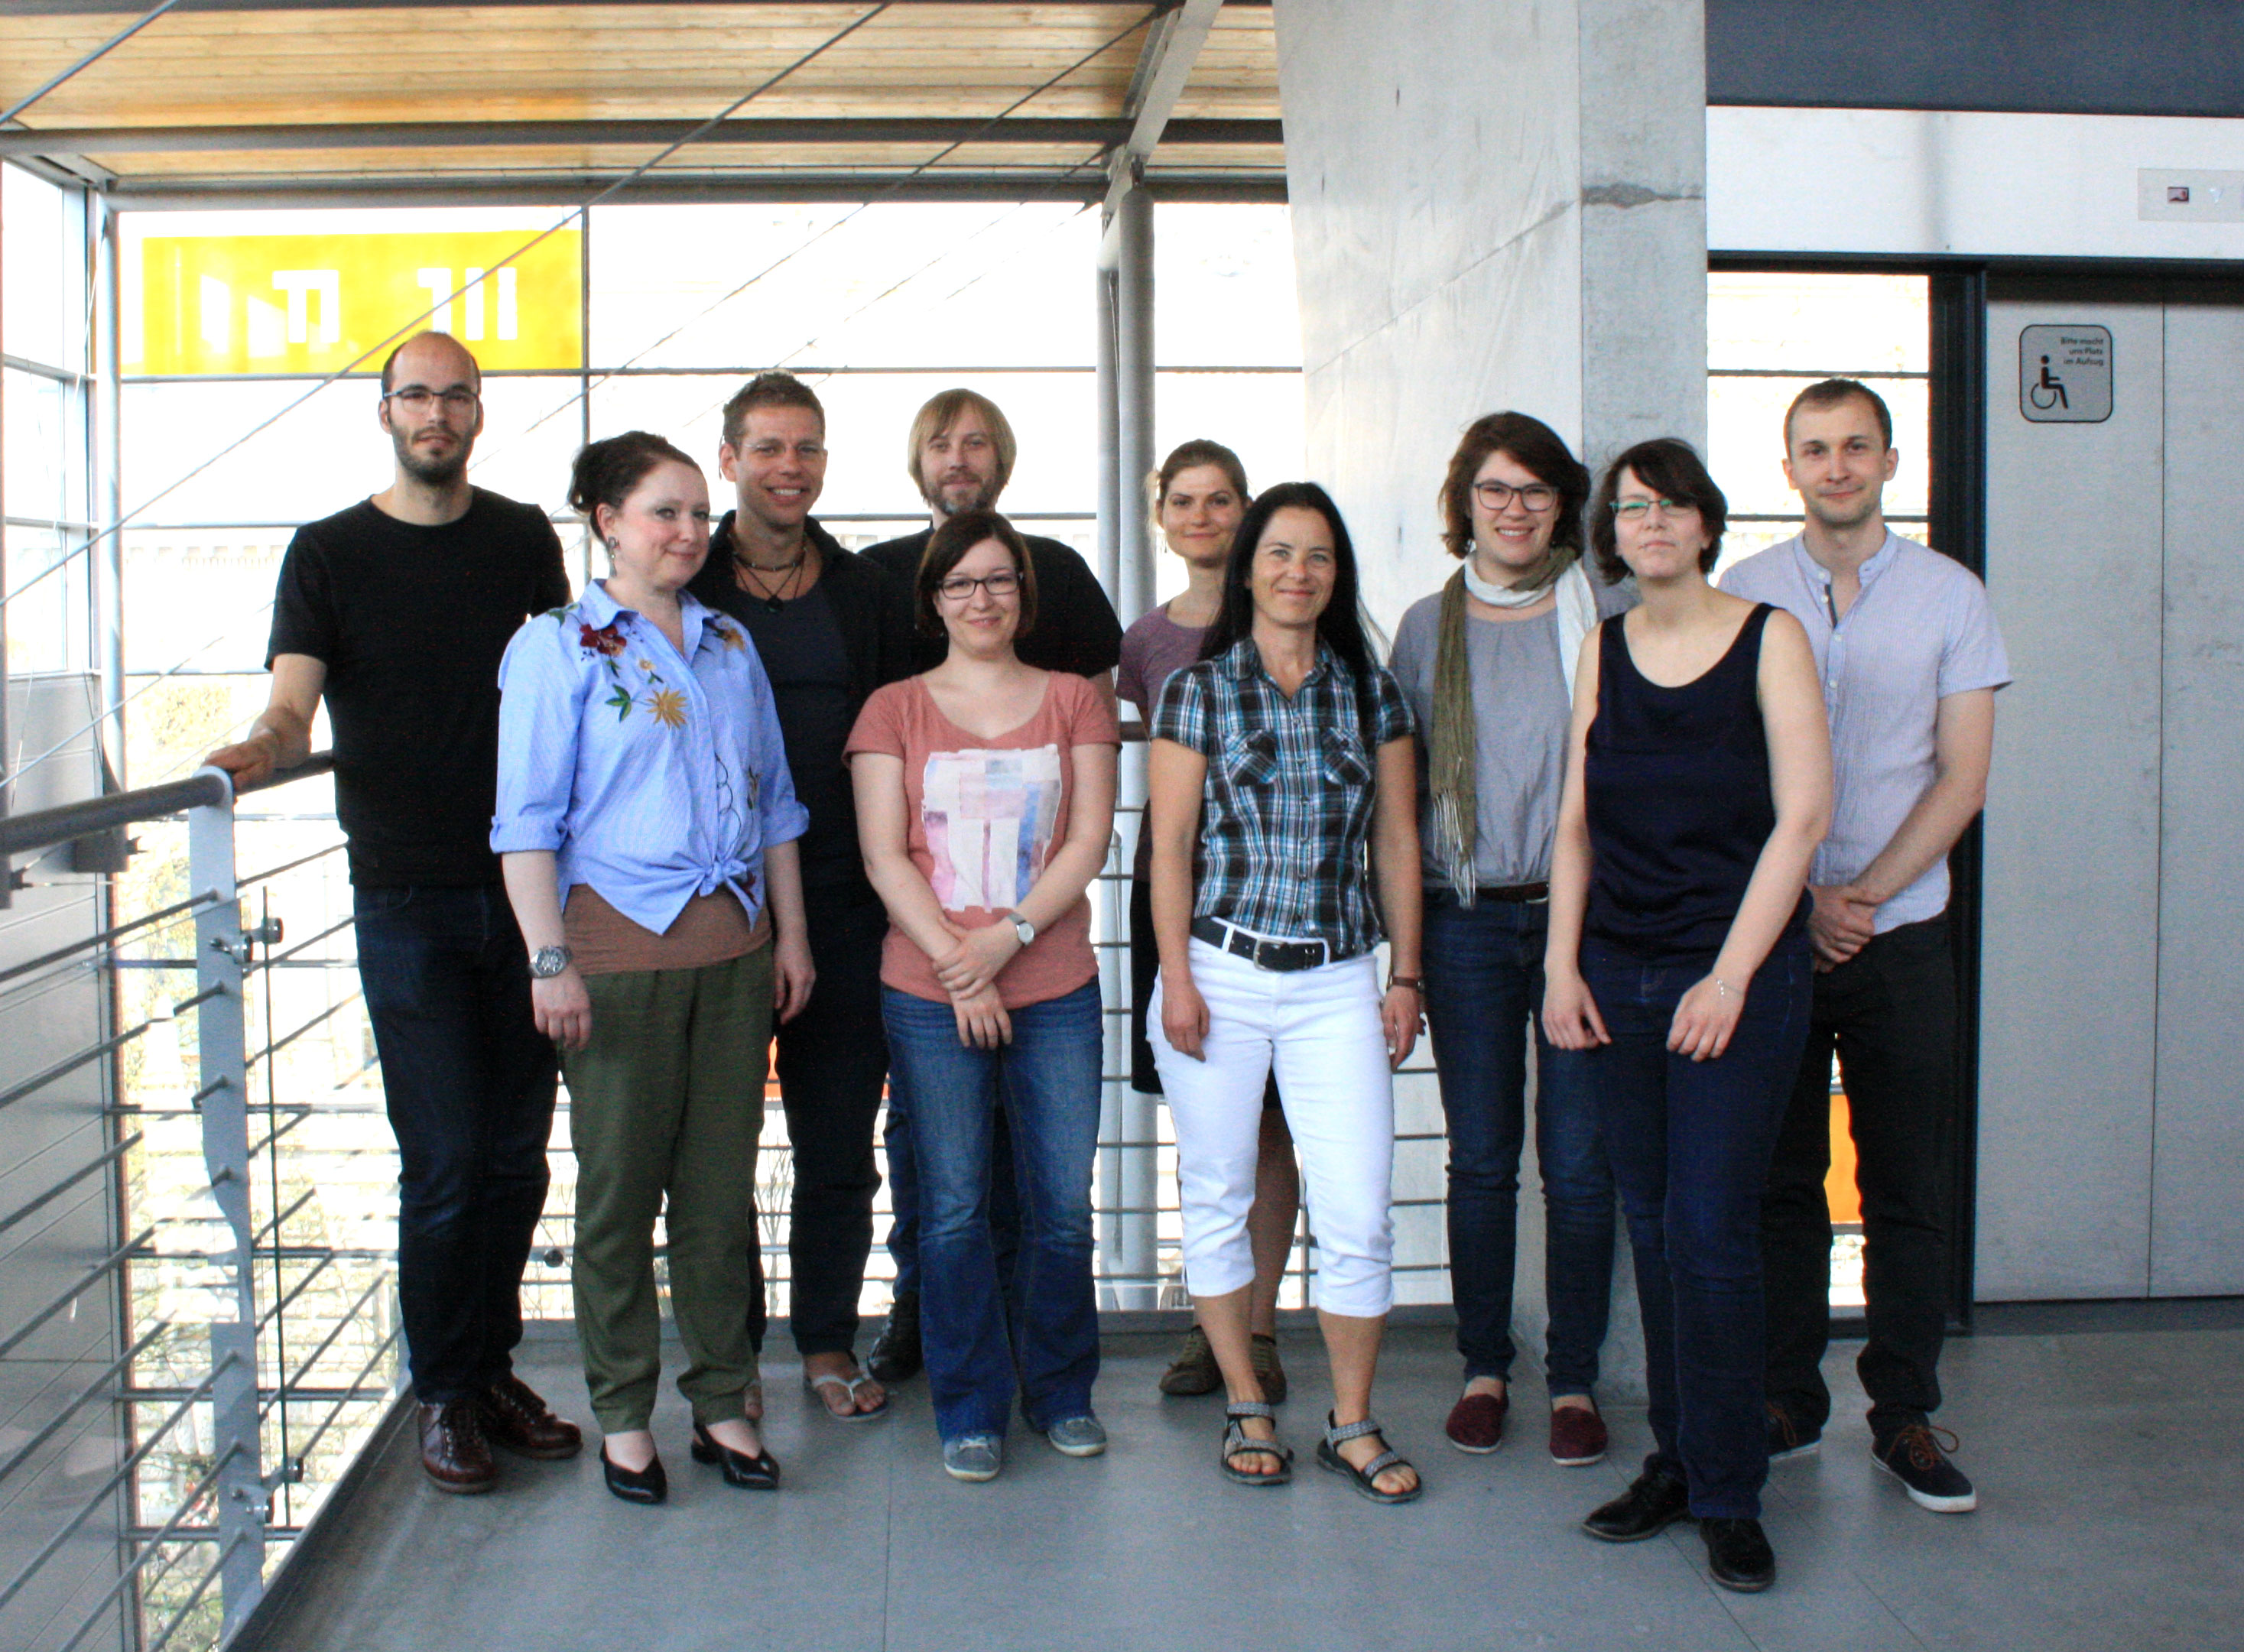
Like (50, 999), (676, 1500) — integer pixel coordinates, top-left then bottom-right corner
(1979, 277), (2244, 1300)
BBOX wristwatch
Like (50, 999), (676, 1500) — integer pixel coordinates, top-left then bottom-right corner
(1005, 910), (1037, 947)
(530, 944), (574, 979)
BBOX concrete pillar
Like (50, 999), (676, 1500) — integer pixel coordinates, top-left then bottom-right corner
(1274, 0), (1713, 1402)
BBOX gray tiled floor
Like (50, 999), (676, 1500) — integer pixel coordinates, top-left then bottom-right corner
(241, 1316), (2244, 1652)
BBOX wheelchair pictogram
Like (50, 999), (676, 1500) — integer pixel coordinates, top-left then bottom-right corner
(2028, 355), (2068, 412)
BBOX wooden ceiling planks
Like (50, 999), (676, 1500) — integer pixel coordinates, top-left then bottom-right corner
(0, 2), (1281, 193)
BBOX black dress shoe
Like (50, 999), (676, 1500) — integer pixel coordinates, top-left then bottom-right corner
(866, 1292), (922, 1384)
(691, 1420), (780, 1490)
(599, 1444), (667, 1505)
(1701, 1517), (1776, 1592)
(1582, 1468), (1692, 1543)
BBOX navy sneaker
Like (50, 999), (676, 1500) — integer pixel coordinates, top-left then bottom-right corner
(1872, 1420), (1977, 1513)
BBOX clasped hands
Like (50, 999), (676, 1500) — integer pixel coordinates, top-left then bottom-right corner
(932, 916), (1020, 1049)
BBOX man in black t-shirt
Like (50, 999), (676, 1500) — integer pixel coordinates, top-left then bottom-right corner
(207, 332), (581, 1495)
(858, 389), (1123, 1384)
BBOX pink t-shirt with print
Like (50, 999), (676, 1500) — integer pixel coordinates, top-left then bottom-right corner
(846, 671), (1120, 1009)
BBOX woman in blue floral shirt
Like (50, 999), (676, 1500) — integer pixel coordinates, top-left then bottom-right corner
(493, 431), (810, 1505)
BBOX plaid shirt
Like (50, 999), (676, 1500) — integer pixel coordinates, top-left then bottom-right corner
(1152, 638), (1413, 958)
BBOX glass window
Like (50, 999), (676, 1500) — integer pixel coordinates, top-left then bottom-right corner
(2, 161), (88, 373)
(1707, 271), (1931, 576)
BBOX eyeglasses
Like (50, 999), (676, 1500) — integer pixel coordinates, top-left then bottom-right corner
(384, 387), (479, 411)
(937, 570), (1020, 602)
(1611, 497), (1697, 521)
(1473, 479), (1559, 512)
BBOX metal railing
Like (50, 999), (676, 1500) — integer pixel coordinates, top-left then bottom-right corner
(0, 753), (405, 1652)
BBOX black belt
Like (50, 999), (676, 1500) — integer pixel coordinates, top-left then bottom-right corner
(1190, 916), (1338, 973)
(1475, 882), (1550, 904)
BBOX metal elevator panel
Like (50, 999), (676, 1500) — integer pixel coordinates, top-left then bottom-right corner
(1980, 278), (2244, 1300)
(2150, 301), (2244, 1295)
(1978, 290), (2163, 1300)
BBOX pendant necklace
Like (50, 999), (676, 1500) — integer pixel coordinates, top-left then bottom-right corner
(736, 549), (809, 612)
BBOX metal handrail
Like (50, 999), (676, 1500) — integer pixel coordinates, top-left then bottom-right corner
(0, 753), (335, 861)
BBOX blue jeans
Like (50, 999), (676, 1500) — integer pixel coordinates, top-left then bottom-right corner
(355, 884), (559, 1404)
(881, 982), (1102, 1441)
(885, 1055), (1021, 1303)
(1583, 939), (1810, 1520)
(1422, 894), (1615, 1395)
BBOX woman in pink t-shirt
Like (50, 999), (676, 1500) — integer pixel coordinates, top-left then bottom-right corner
(847, 509), (1119, 1484)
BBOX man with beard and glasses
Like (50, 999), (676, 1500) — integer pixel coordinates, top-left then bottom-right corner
(207, 331), (580, 1495)
(1720, 378), (2009, 1517)
(859, 389), (1122, 1384)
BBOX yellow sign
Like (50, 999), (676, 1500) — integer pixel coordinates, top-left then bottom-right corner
(138, 229), (583, 376)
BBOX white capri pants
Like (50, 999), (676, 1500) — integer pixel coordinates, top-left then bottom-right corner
(1149, 934), (1396, 1318)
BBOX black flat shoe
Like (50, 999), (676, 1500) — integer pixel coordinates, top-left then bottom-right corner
(866, 1293), (922, 1384)
(691, 1420), (780, 1490)
(600, 1444), (667, 1505)
(1701, 1517), (1776, 1592)
(1582, 1468), (1691, 1542)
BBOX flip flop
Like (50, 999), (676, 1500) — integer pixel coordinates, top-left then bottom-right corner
(805, 1369), (891, 1423)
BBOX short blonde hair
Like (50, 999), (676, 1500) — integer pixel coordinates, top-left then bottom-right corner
(905, 388), (1016, 501)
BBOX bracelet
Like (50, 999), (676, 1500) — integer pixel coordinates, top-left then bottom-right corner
(1713, 977), (1736, 1000)
(1388, 975), (1424, 995)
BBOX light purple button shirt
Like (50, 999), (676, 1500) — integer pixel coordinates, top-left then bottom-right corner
(1720, 531), (2011, 933)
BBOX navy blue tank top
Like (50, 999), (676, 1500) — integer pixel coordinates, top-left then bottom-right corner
(1583, 603), (1807, 962)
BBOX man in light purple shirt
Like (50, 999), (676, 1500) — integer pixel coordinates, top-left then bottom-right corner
(1720, 379), (2009, 1517)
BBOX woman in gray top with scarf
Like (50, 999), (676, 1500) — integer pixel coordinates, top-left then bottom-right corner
(1388, 411), (1633, 1467)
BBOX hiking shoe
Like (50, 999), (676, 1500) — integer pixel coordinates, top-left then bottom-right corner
(1158, 1326), (1221, 1397)
(1872, 1420), (1977, 1513)
(1765, 1400), (1822, 1462)
(867, 1291), (922, 1384)
(1250, 1332), (1288, 1405)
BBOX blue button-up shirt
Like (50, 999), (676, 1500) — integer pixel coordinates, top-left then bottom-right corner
(491, 580), (808, 934)
(1721, 531), (2011, 932)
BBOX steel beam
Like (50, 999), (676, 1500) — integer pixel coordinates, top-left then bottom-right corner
(2, 0), (1256, 11)
(1100, 0), (1224, 235)
(104, 170), (1286, 210)
(0, 116), (1281, 158)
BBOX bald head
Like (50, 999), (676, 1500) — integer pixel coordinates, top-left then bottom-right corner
(378, 332), (483, 486)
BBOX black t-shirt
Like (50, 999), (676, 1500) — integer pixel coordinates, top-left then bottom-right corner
(732, 582), (860, 892)
(267, 490), (570, 887)
(860, 528), (1123, 678)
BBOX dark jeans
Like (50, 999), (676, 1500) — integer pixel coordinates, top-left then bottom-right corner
(355, 884), (558, 1405)
(745, 890), (891, 1359)
(1584, 939), (1810, 1520)
(1423, 894), (1616, 1395)
(1762, 915), (1956, 1437)
(881, 982), (1103, 1440)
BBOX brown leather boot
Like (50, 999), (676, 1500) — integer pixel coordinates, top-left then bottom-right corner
(479, 1373), (583, 1460)
(418, 1398), (498, 1494)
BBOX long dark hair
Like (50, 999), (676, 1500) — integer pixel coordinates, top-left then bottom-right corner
(1198, 482), (1375, 674)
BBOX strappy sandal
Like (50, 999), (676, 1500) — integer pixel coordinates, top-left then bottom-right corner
(805, 1368), (891, 1423)
(1316, 1413), (1423, 1504)
(1220, 1400), (1293, 1488)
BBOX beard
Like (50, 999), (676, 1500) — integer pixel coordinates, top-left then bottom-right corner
(391, 425), (470, 486)
(928, 473), (999, 517)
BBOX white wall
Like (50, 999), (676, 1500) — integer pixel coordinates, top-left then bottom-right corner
(1710, 106), (2244, 261)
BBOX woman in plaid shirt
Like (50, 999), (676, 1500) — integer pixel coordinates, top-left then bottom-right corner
(1145, 481), (1426, 1504)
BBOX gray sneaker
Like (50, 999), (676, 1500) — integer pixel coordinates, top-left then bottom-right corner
(942, 1433), (1003, 1482)
(1044, 1414), (1108, 1457)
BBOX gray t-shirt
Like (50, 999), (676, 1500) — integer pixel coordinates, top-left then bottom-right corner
(1389, 573), (1635, 890)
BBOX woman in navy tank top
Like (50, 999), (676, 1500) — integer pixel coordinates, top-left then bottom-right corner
(1541, 440), (1832, 1593)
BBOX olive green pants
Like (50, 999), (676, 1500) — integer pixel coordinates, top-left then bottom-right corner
(561, 945), (771, 1433)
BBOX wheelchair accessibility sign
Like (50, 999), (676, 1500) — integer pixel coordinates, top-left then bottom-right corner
(2019, 324), (2112, 424)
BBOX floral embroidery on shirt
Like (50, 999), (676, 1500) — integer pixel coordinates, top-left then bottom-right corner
(569, 605), (686, 729)
(648, 689), (689, 729)
(712, 622), (747, 651)
(579, 619), (627, 659)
